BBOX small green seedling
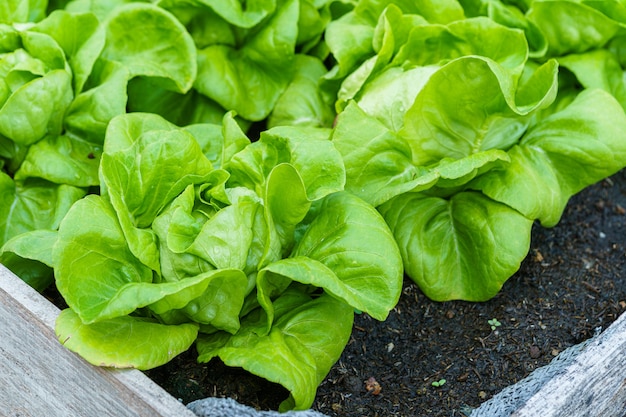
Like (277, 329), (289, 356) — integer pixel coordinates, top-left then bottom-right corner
(488, 318), (502, 331)
(431, 379), (446, 387)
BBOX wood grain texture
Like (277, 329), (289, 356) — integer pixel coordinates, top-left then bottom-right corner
(0, 264), (196, 417)
(511, 310), (626, 417)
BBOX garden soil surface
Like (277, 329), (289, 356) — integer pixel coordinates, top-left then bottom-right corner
(144, 168), (626, 417)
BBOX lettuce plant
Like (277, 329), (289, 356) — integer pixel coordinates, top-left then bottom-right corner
(3, 0), (626, 411)
(52, 112), (403, 410)
(326, 0), (626, 301)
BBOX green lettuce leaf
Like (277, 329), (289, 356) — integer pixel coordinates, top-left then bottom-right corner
(56, 309), (199, 370)
(100, 113), (215, 270)
(14, 134), (101, 186)
(558, 49), (626, 110)
(1, 229), (57, 268)
(194, 0), (299, 120)
(197, 290), (353, 411)
(259, 191), (403, 321)
(0, 0), (47, 23)
(0, 68), (73, 146)
(31, 10), (105, 93)
(346, 16), (531, 121)
(0, 229), (57, 291)
(379, 191), (533, 301)
(63, 59), (130, 144)
(181, 112), (250, 169)
(331, 101), (436, 207)
(226, 125), (345, 201)
(528, 0), (622, 57)
(0, 173), (85, 245)
(268, 54), (335, 128)
(400, 56), (558, 166)
(471, 88), (626, 226)
(101, 3), (197, 93)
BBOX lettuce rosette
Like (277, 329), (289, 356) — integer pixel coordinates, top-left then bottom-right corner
(52, 112), (403, 411)
(327, 1), (626, 301)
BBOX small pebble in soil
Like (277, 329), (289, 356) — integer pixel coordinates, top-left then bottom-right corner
(457, 372), (469, 382)
(365, 377), (382, 395)
(343, 375), (362, 392)
(530, 345), (541, 358)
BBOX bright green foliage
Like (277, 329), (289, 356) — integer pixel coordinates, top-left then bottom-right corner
(3, 0), (626, 411)
(51, 113), (402, 410)
(432, 378), (447, 387)
(488, 318), (502, 330)
(327, 0), (626, 301)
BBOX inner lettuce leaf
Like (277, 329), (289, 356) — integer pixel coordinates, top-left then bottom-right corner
(265, 163), (312, 254)
(165, 193), (260, 271)
(399, 56), (558, 166)
(225, 125), (345, 201)
(333, 4), (428, 112)
(322, 0), (466, 94)
(101, 113), (215, 227)
(344, 15), (532, 120)
(257, 191), (403, 327)
(100, 113), (216, 271)
(151, 184), (222, 281)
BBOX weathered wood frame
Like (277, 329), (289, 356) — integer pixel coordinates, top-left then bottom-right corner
(471, 308), (626, 417)
(0, 264), (195, 417)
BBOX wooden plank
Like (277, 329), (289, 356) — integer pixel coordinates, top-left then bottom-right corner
(510, 310), (626, 417)
(0, 264), (196, 417)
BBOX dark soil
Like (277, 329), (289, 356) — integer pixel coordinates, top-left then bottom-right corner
(145, 168), (626, 417)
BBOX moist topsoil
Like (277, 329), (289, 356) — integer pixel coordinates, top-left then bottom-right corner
(144, 168), (626, 417)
